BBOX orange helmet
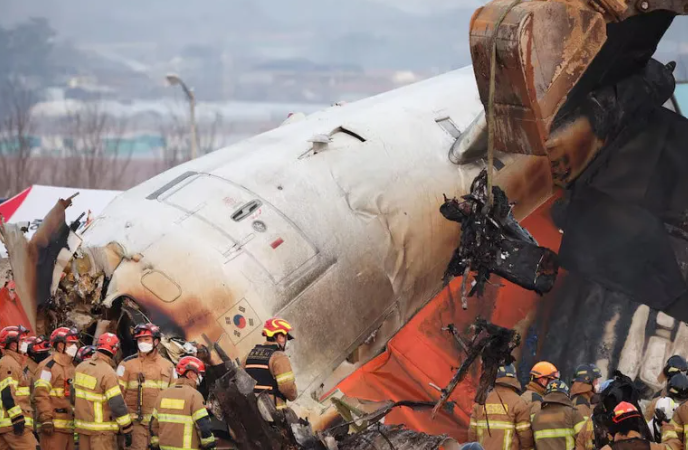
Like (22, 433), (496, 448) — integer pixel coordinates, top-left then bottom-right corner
(96, 333), (120, 355)
(530, 361), (560, 380)
(176, 356), (206, 377)
(262, 318), (294, 340)
(0, 325), (30, 350)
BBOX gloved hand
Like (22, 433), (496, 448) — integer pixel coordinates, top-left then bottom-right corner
(655, 408), (668, 425)
(124, 432), (133, 447)
(200, 440), (217, 450)
(11, 415), (25, 436)
(41, 420), (55, 435)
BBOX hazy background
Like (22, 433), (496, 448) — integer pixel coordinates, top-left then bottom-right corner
(0, 0), (686, 195)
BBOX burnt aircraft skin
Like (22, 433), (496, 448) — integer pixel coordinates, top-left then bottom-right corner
(59, 67), (557, 423)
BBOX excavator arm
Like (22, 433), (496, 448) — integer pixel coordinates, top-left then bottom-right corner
(469, 0), (687, 185)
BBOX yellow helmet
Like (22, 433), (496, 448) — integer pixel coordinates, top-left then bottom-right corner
(262, 317), (294, 340)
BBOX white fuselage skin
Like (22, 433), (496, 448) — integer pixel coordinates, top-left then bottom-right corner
(80, 66), (553, 421)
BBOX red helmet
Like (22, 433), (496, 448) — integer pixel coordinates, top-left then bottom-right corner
(26, 335), (50, 355)
(0, 325), (30, 350)
(74, 345), (96, 364)
(262, 318), (294, 340)
(50, 327), (79, 348)
(176, 356), (206, 377)
(96, 333), (120, 355)
(612, 402), (642, 423)
(133, 323), (161, 340)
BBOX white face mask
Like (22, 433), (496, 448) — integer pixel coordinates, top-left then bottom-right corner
(138, 342), (154, 354)
(66, 345), (78, 357)
(196, 375), (203, 386)
(593, 380), (601, 394)
(19, 342), (28, 354)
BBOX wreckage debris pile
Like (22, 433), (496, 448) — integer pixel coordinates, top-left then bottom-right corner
(441, 169), (559, 302)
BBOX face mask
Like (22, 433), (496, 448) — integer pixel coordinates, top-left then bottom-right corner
(196, 375), (203, 386)
(66, 345), (78, 357)
(19, 342), (28, 354)
(138, 342), (154, 354)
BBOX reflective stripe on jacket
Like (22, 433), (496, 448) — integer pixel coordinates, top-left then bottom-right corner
(117, 350), (175, 424)
(532, 392), (586, 450)
(0, 350), (34, 433)
(468, 377), (534, 450)
(74, 352), (132, 436)
(34, 352), (75, 433)
(149, 377), (215, 450)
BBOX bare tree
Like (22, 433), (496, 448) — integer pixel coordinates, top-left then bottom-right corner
(199, 112), (223, 156)
(157, 107), (189, 171)
(0, 81), (37, 197)
(157, 107), (223, 170)
(61, 101), (133, 189)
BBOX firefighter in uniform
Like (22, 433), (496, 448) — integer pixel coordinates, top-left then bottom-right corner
(522, 362), (561, 418)
(532, 380), (586, 450)
(24, 335), (51, 389)
(662, 372), (688, 450)
(117, 323), (175, 450)
(244, 318), (297, 410)
(0, 325), (38, 450)
(149, 356), (216, 450)
(646, 356), (688, 421)
(468, 364), (534, 450)
(35, 327), (80, 450)
(74, 347), (96, 366)
(570, 364), (602, 450)
(604, 402), (670, 450)
(647, 374), (687, 444)
(74, 333), (132, 450)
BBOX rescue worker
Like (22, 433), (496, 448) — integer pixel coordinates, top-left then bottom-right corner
(522, 362), (560, 417)
(662, 373), (688, 450)
(149, 356), (216, 450)
(575, 380), (611, 450)
(74, 333), (132, 450)
(646, 356), (688, 421)
(34, 327), (80, 450)
(532, 380), (586, 450)
(569, 363), (603, 450)
(0, 325), (38, 450)
(571, 364), (602, 420)
(244, 318), (297, 410)
(603, 402), (670, 450)
(468, 364), (534, 450)
(116, 323), (175, 450)
(74, 346), (96, 366)
(647, 374), (687, 443)
(72, 347), (94, 450)
(25, 335), (51, 387)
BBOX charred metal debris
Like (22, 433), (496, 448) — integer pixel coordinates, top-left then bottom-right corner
(433, 318), (520, 417)
(441, 169), (559, 308)
(203, 339), (459, 450)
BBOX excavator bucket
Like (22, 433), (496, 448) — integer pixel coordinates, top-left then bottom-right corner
(469, 0), (607, 157)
